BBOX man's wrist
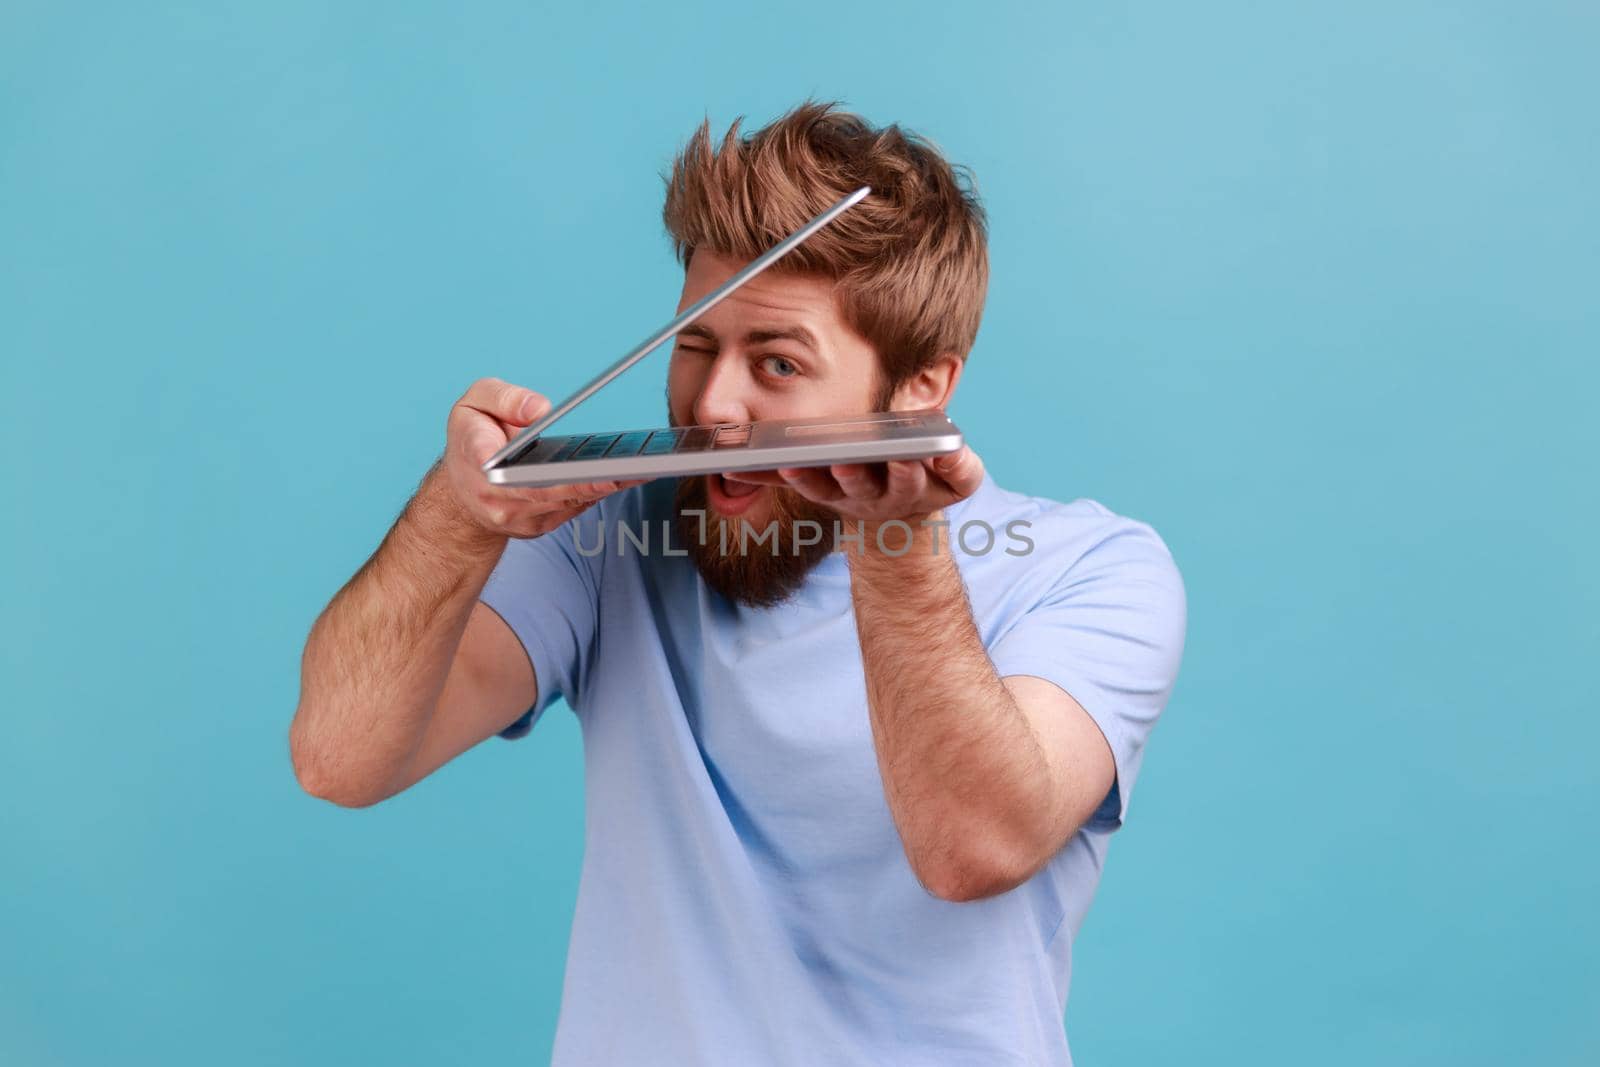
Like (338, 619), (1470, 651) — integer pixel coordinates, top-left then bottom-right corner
(843, 509), (950, 567)
(403, 461), (508, 570)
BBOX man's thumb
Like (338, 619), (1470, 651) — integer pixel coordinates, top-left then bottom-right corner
(516, 391), (551, 424)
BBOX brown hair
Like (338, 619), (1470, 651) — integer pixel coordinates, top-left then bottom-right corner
(662, 101), (988, 404)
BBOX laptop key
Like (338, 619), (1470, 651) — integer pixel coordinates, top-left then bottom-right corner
(546, 436), (586, 462)
(640, 429), (682, 455)
(572, 433), (620, 460)
(678, 426), (716, 451)
(712, 424), (752, 448)
(606, 431), (652, 457)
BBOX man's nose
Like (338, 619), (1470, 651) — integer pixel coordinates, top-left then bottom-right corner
(691, 356), (754, 426)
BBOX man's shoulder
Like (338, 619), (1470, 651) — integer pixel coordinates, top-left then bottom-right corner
(959, 474), (1188, 677)
(956, 473), (1180, 574)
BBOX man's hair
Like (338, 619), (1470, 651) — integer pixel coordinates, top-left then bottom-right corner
(662, 101), (988, 402)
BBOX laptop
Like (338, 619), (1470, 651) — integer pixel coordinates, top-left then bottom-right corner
(481, 186), (964, 489)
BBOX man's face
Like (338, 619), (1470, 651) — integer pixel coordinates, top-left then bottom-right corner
(667, 249), (885, 606)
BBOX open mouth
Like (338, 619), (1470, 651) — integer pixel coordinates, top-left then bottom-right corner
(707, 472), (764, 515)
(718, 473), (760, 498)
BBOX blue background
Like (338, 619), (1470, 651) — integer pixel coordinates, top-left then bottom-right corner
(4, 2), (1596, 1063)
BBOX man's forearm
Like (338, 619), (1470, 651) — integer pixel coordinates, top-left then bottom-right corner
(847, 515), (1057, 900)
(290, 462), (507, 805)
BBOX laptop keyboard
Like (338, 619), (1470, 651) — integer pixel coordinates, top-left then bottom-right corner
(532, 424), (753, 464)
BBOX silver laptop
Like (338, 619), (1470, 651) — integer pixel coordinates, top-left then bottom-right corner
(481, 186), (963, 489)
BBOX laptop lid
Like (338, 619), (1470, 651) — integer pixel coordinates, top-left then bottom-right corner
(481, 185), (872, 473)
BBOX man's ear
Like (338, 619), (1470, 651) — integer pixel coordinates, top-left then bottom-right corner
(888, 353), (964, 412)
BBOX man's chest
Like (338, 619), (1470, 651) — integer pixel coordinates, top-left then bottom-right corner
(593, 575), (903, 871)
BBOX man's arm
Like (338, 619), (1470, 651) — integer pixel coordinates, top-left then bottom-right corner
(289, 468), (523, 807)
(730, 446), (1120, 902)
(847, 513), (1115, 903)
(289, 378), (644, 808)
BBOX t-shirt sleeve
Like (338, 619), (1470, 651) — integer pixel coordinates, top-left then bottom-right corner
(986, 516), (1187, 831)
(478, 508), (606, 740)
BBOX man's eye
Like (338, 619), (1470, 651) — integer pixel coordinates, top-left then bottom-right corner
(760, 355), (799, 378)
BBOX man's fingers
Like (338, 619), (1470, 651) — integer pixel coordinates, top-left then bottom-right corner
(472, 477), (649, 537)
(885, 459), (927, 501)
(722, 469), (788, 486)
(458, 420), (511, 467)
(450, 379), (566, 467)
(927, 446), (983, 494)
(565, 477), (650, 497)
(777, 466), (846, 502)
(829, 463), (885, 498)
(499, 477), (648, 507)
(459, 377), (551, 427)
(439, 379), (653, 540)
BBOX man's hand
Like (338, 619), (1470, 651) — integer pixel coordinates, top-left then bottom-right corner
(724, 445), (985, 526)
(437, 377), (649, 544)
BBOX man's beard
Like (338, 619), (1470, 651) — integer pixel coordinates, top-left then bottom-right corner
(665, 374), (898, 608)
(672, 476), (841, 609)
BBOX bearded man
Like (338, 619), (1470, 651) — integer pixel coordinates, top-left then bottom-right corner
(290, 101), (1187, 1066)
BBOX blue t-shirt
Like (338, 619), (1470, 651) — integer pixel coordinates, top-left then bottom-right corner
(480, 470), (1186, 1065)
